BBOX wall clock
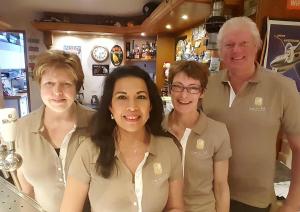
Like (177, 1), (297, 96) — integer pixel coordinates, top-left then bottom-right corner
(91, 46), (109, 62)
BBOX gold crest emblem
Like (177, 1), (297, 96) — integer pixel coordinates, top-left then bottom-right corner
(254, 97), (263, 107)
(153, 163), (162, 176)
(196, 139), (205, 150)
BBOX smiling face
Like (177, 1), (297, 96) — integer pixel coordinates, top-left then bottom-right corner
(109, 76), (151, 134)
(219, 28), (258, 74)
(40, 67), (77, 113)
(170, 72), (203, 114)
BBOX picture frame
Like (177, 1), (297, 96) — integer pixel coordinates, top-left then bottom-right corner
(263, 19), (300, 92)
(92, 64), (109, 76)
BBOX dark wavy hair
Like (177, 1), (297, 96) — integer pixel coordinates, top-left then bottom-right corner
(91, 65), (166, 178)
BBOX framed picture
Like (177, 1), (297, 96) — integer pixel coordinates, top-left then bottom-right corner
(92, 64), (109, 76)
(263, 19), (300, 91)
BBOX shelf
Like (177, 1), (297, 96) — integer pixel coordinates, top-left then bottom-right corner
(32, 0), (213, 36)
(125, 58), (156, 62)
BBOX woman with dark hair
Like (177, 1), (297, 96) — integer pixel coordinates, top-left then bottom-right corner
(61, 65), (184, 212)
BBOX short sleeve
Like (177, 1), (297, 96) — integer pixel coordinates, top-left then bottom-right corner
(169, 141), (183, 181)
(68, 139), (99, 184)
(213, 124), (232, 161)
(281, 80), (300, 135)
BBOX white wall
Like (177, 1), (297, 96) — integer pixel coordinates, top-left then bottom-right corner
(52, 34), (125, 104)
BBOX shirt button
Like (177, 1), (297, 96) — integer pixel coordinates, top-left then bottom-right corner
(58, 168), (61, 171)
(133, 202), (137, 206)
(59, 178), (63, 182)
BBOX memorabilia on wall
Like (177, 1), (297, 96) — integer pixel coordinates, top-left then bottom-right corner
(244, 0), (257, 16)
(192, 24), (206, 41)
(263, 19), (300, 91)
(92, 64), (109, 76)
(63, 45), (82, 60)
(110, 45), (123, 66)
(175, 36), (187, 61)
(27, 37), (41, 72)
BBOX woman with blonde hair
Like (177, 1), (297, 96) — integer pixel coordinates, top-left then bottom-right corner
(16, 50), (94, 212)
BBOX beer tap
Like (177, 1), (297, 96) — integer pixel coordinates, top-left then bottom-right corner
(0, 108), (23, 191)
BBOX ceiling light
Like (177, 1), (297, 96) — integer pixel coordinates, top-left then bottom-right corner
(141, 32), (146, 36)
(181, 15), (188, 20)
(166, 24), (172, 29)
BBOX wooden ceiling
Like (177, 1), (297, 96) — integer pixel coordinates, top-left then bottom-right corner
(32, 0), (243, 36)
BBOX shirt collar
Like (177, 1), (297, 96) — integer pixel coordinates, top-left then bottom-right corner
(163, 110), (208, 136)
(29, 102), (92, 133)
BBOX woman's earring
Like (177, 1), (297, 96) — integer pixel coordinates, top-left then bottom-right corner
(111, 114), (114, 119)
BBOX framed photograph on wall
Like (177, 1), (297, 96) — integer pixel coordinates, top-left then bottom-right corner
(263, 19), (300, 91)
(92, 64), (109, 76)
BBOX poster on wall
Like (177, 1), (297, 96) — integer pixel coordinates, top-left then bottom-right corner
(110, 45), (123, 66)
(263, 19), (300, 91)
(63, 45), (82, 60)
(92, 64), (109, 76)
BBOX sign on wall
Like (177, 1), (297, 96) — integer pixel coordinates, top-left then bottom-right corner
(287, 0), (300, 10)
(63, 45), (82, 60)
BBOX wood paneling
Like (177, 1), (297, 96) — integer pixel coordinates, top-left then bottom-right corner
(255, 0), (300, 36)
(32, 0), (213, 36)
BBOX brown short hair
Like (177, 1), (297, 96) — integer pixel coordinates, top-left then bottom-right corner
(168, 61), (209, 91)
(33, 50), (84, 92)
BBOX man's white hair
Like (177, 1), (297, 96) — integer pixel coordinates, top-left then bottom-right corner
(217, 16), (262, 50)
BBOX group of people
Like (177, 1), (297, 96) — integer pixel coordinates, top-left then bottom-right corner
(13, 16), (300, 212)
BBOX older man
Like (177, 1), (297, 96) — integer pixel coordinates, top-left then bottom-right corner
(202, 16), (300, 212)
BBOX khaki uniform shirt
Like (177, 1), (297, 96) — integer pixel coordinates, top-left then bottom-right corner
(202, 65), (300, 207)
(68, 135), (182, 212)
(15, 103), (95, 212)
(162, 112), (231, 212)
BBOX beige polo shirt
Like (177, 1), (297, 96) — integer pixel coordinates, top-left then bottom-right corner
(202, 65), (300, 208)
(162, 112), (232, 212)
(15, 103), (95, 212)
(68, 135), (182, 212)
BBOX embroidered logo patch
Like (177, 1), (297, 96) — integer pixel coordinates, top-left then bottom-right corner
(254, 97), (263, 106)
(249, 96), (266, 112)
(153, 163), (162, 176)
(196, 139), (205, 150)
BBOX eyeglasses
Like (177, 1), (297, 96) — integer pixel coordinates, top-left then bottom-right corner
(170, 84), (202, 94)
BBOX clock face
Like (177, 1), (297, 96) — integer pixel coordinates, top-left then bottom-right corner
(91, 46), (109, 62)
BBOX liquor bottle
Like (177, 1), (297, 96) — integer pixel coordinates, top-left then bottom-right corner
(126, 42), (131, 59)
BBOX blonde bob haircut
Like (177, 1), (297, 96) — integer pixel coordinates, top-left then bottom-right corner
(33, 50), (84, 92)
(217, 16), (262, 51)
